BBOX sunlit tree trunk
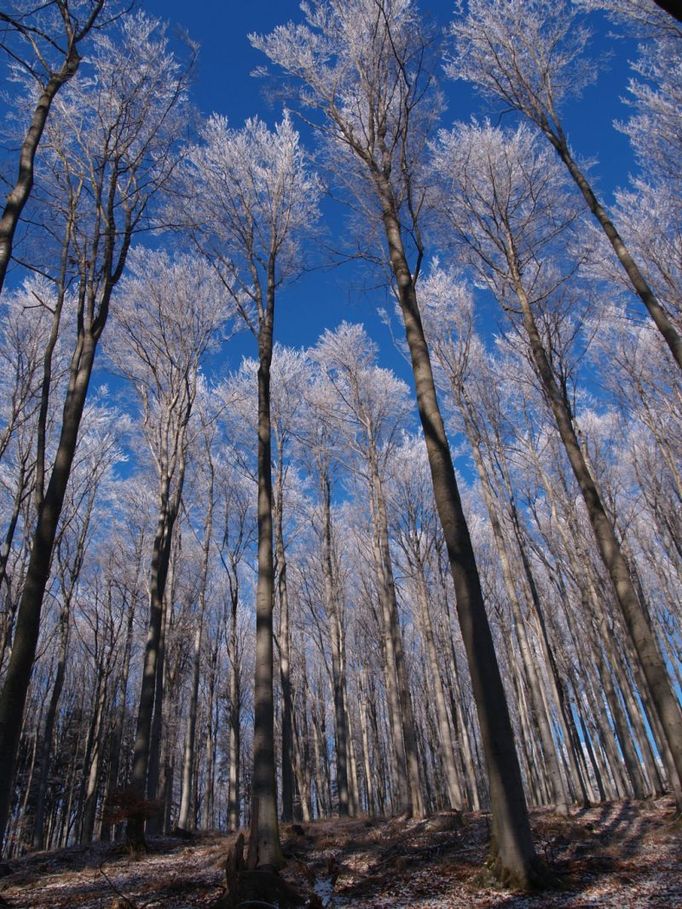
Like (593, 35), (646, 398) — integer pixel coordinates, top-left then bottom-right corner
(375, 177), (541, 885)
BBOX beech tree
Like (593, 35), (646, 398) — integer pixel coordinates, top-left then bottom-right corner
(431, 119), (682, 804)
(0, 13), (190, 848)
(182, 113), (320, 868)
(106, 249), (229, 848)
(252, 1), (546, 885)
(0, 0), (117, 294)
(448, 0), (682, 369)
(311, 323), (424, 817)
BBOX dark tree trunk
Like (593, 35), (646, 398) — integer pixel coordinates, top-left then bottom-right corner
(0, 330), (98, 850)
(375, 179), (543, 888)
(126, 479), (179, 850)
(547, 133), (682, 369)
(319, 469), (349, 816)
(512, 270), (682, 807)
(274, 464), (294, 823)
(247, 271), (283, 869)
(0, 51), (80, 295)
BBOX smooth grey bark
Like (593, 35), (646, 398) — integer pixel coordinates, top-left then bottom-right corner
(368, 456), (424, 817)
(318, 468), (349, 816)
(80, 664), (108, 843)
(539, 130), (682, 369)
(101, 583), (137, 843)
(461, 412), (569, 812)
(274, 457), (294, 823)
(374, 176), (542, 884)
(178, 462), (214, 832)
(247, 268), (283, 868)
(510, 263), (682, 806)
(414, 564), (464, 810)
(228, 572), (241, 832)
(127, 471), (182, 849)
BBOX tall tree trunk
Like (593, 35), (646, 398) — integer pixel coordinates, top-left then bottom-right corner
(463, 421), (569, 813)
(414, 562), (463, 810)
(0, 330), (98, 850)
(101, 589), (136, 843)
(545, 131), (682, 369)
(80, 669), (108, 843)
(127, 477), (179, 850)
(178, 472), (213, 832)
(178, 623), (202, 832)
(247, 277), (283, 868)
(512, 267), (682, 806)
(274, 463), (294, 823)
(375, 180), (542, 886)
(32, 600), (70, 850)
(0, 49), (80, 296)
(369, 459), (423, 817)
(228, 580), (241, 832)
(319, 469), (349, 816)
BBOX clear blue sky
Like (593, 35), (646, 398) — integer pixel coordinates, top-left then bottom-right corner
(139, 0), (638, 387)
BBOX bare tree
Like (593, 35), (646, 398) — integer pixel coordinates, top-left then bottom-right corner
(431, 119), (682, 804)
(107, 249), (229, 849)
(448, 0), (682, 369)
(252, 1), (546, 886)
(0, 14), (190, 851)
(181, 114), (320, 868)
(0, 0), (118, 294)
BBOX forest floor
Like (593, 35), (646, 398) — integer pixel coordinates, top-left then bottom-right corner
(0, 797), (679, 908)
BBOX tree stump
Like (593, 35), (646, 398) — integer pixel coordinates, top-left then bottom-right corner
(213, 833), (304, 908)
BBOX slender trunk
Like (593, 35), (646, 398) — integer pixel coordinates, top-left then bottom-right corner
(127, 477), (179, 849)
(0, 459), (32, 673)
(178, 624), (202, 831)
(80, 670), (108, 843)
(247, 276), (283, 868)
(547, 131), (682, 369)
(178, 471), (213, 831)
(376, 182), (541, 886)
(513, 270), (682, 805)
(274, 461), (294, 823)
(464, 422), (569, 812)
(228, 583), (241, 831)
(101, 591), (136, 842)
(145, 572), (173, 836)
(319, 470), (349, 816)
(32, 601), (70, 850)
(369, 460), (423, 816)
(414, 562), (463, 810)
(0, 330), (98, 850)
(0, 50), (80, 296)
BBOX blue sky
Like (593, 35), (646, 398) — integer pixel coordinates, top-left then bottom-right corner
(139, 0), (640, 388)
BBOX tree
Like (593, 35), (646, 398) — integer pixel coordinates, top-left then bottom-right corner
(0, 14), (190, 851)
(107, 249), (229, 848)
(431, 118), (682, 805)
(0, 0), (116, 295)
(311, 322), (424, 817)
(448, 0), (682, 369)
(182, 113), (320, 869)
(252, 0), (546, 886)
